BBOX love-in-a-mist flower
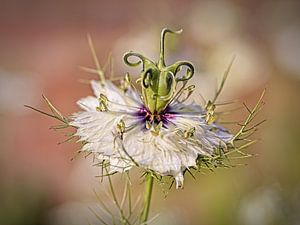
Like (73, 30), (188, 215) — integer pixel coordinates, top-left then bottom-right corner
(70, 28), (233, 188)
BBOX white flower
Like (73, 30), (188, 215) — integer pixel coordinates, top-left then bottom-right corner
(70, 29), (233, 188)
(71, 80), (232, 188)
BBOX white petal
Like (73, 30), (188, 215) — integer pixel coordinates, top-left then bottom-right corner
(71, 80), (143, 173)
(91, 80), (125, 104)
(70, 110), (137, 172)
(97, 154), (132, 174)
(90, 80), (142, 112)
(77, 96), (98, 111)
(119, 128), (199, 188)
(124, 87), (143, 105)
(174, 172), (184, 189)
(168, 102), (233, 153)
(70, 111), (118, 152)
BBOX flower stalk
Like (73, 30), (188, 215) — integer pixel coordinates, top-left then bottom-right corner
(139, 174), (154, 224)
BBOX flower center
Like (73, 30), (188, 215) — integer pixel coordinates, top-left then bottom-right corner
(136, 106), (174, 129)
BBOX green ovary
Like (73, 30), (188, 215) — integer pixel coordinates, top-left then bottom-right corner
(124, 28), (194, 115)
(141, 67), (176, 114)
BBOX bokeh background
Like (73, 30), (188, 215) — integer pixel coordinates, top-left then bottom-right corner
(1, 0), (300, 224)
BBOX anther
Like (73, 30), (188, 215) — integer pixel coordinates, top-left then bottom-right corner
(97, 94), (108, 112)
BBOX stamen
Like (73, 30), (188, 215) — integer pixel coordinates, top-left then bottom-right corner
(173, 84), (196, 104)
(165, 80), (188, 107)
(117, 119), (126, 138)
(183, 127), (196, 139)
(205, 100), (217, 124)
(150, 121), (163, 136)
(179, 85), (195, 103)
(120, 73), (131, 91)
(145, 121), (152, 130)
(97, 94), (108, 112)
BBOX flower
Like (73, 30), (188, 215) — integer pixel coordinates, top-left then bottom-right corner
(70, 28), (233, 188)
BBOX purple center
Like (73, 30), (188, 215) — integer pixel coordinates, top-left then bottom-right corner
(135, 106), (175, 128)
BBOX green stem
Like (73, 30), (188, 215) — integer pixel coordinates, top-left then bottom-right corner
(140, 174), (154, 224)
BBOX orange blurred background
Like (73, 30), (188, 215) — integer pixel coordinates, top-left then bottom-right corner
(1, 0), (300, 224)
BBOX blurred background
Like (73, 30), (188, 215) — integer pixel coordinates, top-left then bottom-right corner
(0, 0), (300, 224)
